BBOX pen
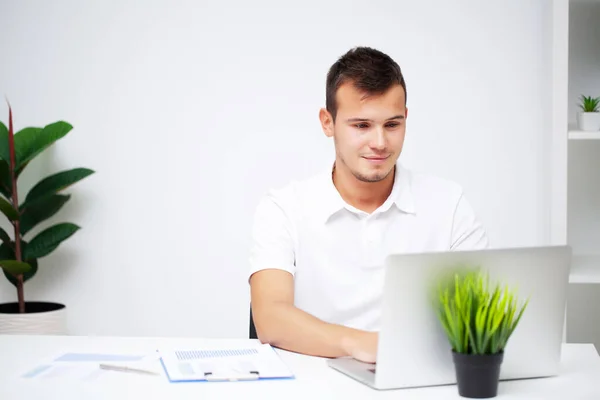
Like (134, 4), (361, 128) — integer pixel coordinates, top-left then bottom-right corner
(99, 363), (160, 376)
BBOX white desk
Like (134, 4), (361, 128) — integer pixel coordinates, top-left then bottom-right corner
(0, 335), (599, 400)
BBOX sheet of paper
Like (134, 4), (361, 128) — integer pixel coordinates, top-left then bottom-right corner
(53, 353), (146, 362)
(22, 362), (108, 381)
(20, 352), (160, 382)
(159, 343), (294, 382)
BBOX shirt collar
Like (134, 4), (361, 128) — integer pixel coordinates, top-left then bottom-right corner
(318, 162), (416, 223)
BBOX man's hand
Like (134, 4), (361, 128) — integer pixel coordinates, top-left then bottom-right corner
(341, 331), (379, 363)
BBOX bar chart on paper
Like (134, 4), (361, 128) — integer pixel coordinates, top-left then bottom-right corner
(158, 342), (294, 382)
(174, 348), (258, 360)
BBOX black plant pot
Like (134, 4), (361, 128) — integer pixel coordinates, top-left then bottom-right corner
(452, 351), (504, 399)
(0, 301), (65, 314)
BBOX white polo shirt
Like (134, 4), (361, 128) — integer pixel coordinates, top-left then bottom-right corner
(248, 162), (489, 332)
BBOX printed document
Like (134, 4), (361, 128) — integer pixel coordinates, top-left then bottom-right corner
(159, 342), (294, 382)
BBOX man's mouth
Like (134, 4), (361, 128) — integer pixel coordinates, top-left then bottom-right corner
(363, 155), (389, 162)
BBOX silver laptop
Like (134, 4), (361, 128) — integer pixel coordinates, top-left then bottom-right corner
(327, 245), (572, 390)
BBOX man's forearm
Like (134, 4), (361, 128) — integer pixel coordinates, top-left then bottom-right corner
(254, 302), (370, 358)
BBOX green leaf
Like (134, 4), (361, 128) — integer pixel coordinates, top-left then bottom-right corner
(0, 122), (8, 162)
(462, 290), (472, 351)
(511, 298), (529, 334)
(475, 303), (488, 353)
(24, 167), (94, 205)
(14, 122), (72, 171)
(0, 195), (18, 221)
(19, 194), (70, 236)
(490, 330), (498, 353)
(442, 294), (457, 343)
(13, 127), (41, 176)
(0, 226), (11, 245)
(481, 285), (500, 353)
(0, 259), (31, 275)
(0, 241), (38, 286)
(464, 292), (478, 354)
(24, 222), (79, 260)
(0, 160), (11, 198)
(3, 259), (38, 287)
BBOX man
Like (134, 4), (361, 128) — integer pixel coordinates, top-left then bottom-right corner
(248, 47), (488, 363)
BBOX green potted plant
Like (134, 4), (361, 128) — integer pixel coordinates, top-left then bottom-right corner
(0, 103), (94, 334)
(435, 268), (529, 398)
(577, 95), (600, 131)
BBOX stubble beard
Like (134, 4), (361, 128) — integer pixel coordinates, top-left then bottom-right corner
(335, 151), (393, 183)
(333, 132), (394, 183)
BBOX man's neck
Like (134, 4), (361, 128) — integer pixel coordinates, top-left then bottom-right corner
(332, 162), (395, 214)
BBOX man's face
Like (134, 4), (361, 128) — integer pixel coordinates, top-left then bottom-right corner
(320, 82), (407, 183)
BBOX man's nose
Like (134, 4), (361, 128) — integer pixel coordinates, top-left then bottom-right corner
(370, 127), (386, 150)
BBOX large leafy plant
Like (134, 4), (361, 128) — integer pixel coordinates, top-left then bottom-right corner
(436, 268), (529, 355)
(579, 95), (600, 113)
(0, 104), (94, 313)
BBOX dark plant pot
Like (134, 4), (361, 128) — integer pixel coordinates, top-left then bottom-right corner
(452, 351), (504, 399)
(0, 301), (67, 335)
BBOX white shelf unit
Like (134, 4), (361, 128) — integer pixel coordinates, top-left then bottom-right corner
(568, 129), (600, 140)
(566, 0), (600, 281)
(570, 255), (600, 284)
(556, 0), (600, 353)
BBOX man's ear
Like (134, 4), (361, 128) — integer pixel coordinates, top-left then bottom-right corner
(319, 108), (335, 138)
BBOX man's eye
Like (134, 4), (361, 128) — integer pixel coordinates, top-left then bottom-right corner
(355, 123), (369, 129)
(386, 123), (399, 128)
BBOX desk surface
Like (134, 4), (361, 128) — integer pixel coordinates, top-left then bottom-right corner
(1, 335), (599, 400)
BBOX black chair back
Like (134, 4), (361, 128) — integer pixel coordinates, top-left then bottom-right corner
(249, 306), (258, 339)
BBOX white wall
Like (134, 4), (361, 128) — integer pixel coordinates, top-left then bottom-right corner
(0, 0), (555, 338)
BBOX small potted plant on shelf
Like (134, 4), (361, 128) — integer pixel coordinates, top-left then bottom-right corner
(0, 103), (94, 334)
(577, 95), (600, 131)
(435, 268), (529, 398)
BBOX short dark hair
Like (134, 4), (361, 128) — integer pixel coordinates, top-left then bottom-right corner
(325, 47), (407, 121)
